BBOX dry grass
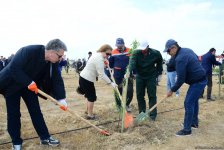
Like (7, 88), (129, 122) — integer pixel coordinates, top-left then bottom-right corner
(0, 69), (224, 150)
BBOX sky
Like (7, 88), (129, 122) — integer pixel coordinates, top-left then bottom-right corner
(0, 0), (224, 60)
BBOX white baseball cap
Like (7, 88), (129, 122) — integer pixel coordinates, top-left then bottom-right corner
(136, 40), (149, 50)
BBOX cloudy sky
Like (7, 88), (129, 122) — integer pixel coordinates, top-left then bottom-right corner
(0, 0), (223, 60)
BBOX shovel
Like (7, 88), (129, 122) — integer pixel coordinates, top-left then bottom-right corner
(135, 96), (167, 124)
(107, 65), (134, 130)
(38, 89), (111, 136)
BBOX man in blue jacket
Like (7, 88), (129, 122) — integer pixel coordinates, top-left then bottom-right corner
(109, 38), (133, 112)
(0, 39), (68, 150)
(201, 48), (221, 101)
(164, 39), (207, 136)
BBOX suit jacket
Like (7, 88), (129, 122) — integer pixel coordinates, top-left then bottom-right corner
(201, 51), (221, 75)
(0, 45), (66, 99)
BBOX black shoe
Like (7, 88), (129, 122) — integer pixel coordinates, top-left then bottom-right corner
(176, 129), (192, 136)
(199, 95), (204, 99)
(86, 115), (97, 120)
(191, 124), (198, 129)
(181, 123), (198, 129)
(149, 117), (156, 121)
(40, 136), (60, 146)
(12, 144), (22, 150)
(207, 97), (215, 101)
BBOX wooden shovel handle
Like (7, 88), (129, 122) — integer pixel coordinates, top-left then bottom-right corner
(38, 89), (110, 136)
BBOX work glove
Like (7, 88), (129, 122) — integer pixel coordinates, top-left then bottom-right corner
(58, 99), (68, 111)
(110, 82), (118, 89)
(124, 71), (130, 79)
(157, 75), (162, 82)
(28, 81), (38, 94)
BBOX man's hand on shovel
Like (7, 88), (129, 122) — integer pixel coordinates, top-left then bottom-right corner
(28, 81), (38, 94)
(58, 99), (68, 111)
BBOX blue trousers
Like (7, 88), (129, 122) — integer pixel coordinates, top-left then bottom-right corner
(183, 79), (207, 131)
(167, 71), (179, 95)
(4, 89), (50, 145)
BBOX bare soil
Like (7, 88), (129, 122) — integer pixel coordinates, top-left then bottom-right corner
(0, 70), (224, 150)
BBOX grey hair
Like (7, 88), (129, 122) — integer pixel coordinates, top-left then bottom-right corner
(45, 39), (67, 51)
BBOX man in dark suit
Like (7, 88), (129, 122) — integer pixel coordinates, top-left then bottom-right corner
(201, 48), (221, 100)
(0, 59), (3, 71)
(0, 39), (68, 150)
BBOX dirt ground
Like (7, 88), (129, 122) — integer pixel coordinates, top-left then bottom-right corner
(0, 69), (224, 150)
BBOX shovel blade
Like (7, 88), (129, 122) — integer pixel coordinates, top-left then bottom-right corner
(124, 112), (134, 128)
(135, 112), (148, 123)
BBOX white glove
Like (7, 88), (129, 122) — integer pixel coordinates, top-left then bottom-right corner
(157, 75), (162, 82)
(58, 99), (68, 108)
(124, 72), (130, 79)
(110, 82), (118, 89)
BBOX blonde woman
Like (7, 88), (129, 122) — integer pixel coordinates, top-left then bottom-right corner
(77, 44), (117, 119)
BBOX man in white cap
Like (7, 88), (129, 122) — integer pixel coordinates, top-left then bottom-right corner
(129, 40), (163, 121)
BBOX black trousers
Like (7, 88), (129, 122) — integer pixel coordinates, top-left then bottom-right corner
(201, 74), (212, 99)
(4, 89), (50, 145)
(114, 77), (134, 106)
(136, 77), (157, 119)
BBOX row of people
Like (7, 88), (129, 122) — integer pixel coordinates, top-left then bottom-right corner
(0, 38), (223, 150)
(0, 54), (14, 71)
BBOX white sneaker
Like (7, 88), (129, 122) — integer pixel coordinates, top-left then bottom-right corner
(176, 94), (179, 97)
(12, 145), (22, 150)
(126, 106), (132, 112)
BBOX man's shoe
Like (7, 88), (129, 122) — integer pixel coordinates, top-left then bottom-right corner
(85, 115), (97, 120)
(191, 124), (198, 129)
(126, 105), (132, 112)
(12, 145), (22, 150)
(150, 117), (156, 121)
(40, 136), (60, 147)
(181, 123), (198, 129)
(175, 129), (192, 136)
(207, 97), (215, 101)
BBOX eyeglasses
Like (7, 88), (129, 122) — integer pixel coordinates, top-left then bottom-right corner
(106, 53), (111, 56)
(55, 53), (63, 59)
(167, 46), (174, 53)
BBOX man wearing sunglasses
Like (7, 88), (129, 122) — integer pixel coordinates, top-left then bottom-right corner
(109, 38), (134, 112)
(164, 39), (207, 136)
(0, 39), (68, 150)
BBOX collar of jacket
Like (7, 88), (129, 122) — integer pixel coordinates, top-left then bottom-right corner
(174, 47), (181, 58)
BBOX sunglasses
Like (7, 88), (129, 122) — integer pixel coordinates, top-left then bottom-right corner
(106, 53), (111, 56)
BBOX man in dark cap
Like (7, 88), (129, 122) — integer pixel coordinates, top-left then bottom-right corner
(164, 39), (207, 136)
(109, 38), (134, 112)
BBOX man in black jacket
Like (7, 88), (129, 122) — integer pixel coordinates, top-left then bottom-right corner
(0, 39), (68, 150)
(201, 48), (221, 100)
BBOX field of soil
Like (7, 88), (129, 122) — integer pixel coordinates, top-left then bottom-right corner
(0, 69), (224, 150)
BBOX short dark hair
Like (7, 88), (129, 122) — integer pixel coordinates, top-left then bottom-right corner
(209, 48), (216, 53)
(88, 51), (92, 55)
(45, 39), (67, 52)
